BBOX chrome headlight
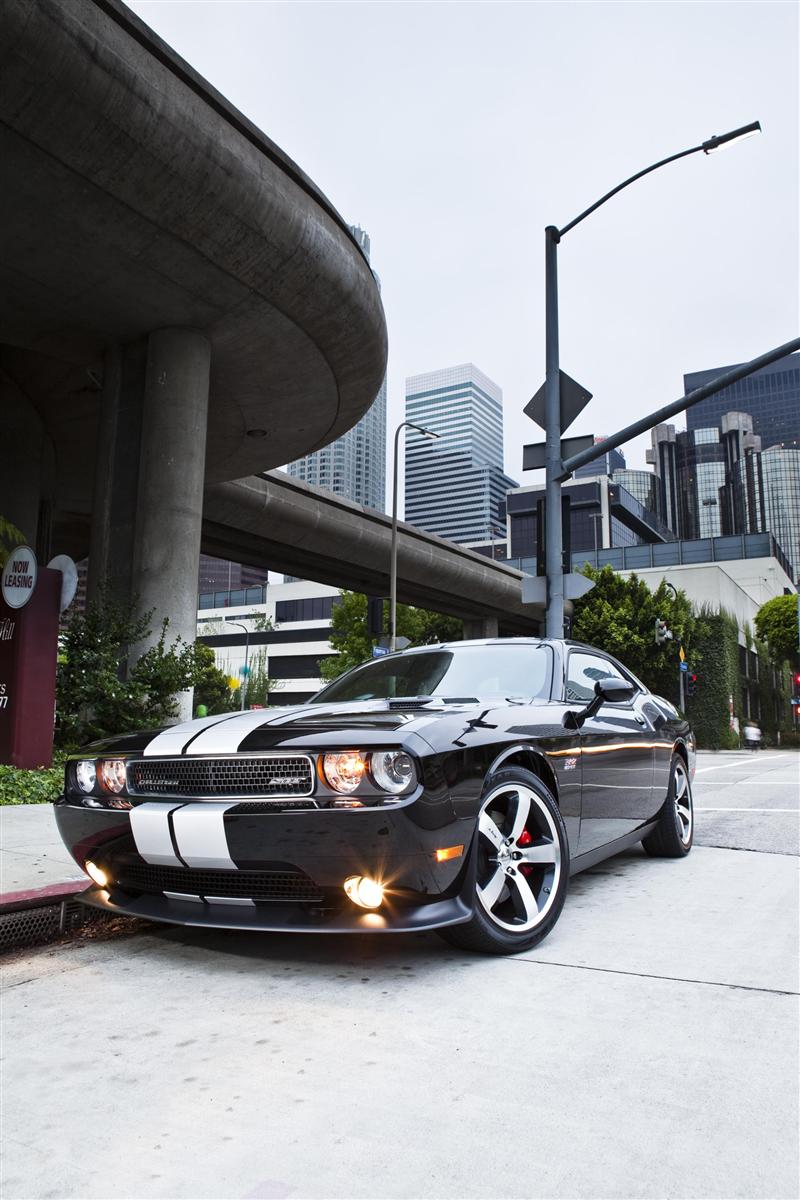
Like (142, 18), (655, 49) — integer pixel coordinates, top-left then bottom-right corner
(75, 760), (97, 794)
(371, 751), (416, 794)
(99, 759), (127, 794)
(322, 751), (367, 794)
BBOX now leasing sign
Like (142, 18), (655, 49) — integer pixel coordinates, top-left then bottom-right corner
(2, 546), (37, 609)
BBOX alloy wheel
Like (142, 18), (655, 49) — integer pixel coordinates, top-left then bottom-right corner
(476, 782), (562, 933)
(674, 761), (693, 845)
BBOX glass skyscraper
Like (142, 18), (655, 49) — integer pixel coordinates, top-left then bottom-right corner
(404, 364), (517, 544)
(684, 351), (799, 451)
(286, 226), (387, 511)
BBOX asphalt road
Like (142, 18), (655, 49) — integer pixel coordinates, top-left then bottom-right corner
(2, 751), (798, 1200)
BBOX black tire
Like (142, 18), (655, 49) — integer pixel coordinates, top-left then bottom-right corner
(642, 753), (693, 858)
(438, 767), (570, 956)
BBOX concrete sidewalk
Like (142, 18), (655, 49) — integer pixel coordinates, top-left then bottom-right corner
(0, 804), (85, 899)
(3, 843), (797, 1200)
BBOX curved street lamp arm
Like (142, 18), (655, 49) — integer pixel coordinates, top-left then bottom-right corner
(557, 121), (761, 239)
(557, 144), (703, 239)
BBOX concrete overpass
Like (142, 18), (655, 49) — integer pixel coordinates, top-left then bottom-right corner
(203, 473), (539, 635)
(1, 0), (536, 682)
(1, 0), (386, 683)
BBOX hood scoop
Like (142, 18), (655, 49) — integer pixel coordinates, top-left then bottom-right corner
(386, 696), (479, 710)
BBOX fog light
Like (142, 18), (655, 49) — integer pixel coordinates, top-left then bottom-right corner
(85, 860), (108, 888)
(343, 875), (384, 909)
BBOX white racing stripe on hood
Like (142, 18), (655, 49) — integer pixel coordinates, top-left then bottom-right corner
(142, 712), (246, 758)
(172, 803), (238, 870)
(180, 705), (321, 755)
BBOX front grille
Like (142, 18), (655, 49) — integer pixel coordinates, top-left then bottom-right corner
(128, 755), (314, 798)
(115, 863), (324, 903)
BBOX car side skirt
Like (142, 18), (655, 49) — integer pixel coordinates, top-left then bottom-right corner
(569, 822), (658, 876)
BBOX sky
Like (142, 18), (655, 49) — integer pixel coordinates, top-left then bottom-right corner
(130, 0), (798, 498)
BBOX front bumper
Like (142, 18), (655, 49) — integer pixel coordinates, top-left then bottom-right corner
(54, 797), (477, 934)
(77, 884), (473, 934)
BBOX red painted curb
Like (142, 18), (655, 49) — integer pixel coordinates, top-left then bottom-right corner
(0, 879), (87, 913)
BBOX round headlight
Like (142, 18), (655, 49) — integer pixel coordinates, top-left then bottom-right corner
(99, 759), (126, 794)
(322, 751), (367, 794)
(371, 751), (416, 794)
(75, 760), (97, 794)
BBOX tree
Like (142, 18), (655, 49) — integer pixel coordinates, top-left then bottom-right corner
(55, 594), (201, 748)
(572, 565), (695, 704)
(193, 642), (237, 715)
(0, 516), (26, 569)
(319, 593), (462, 682)
(754, 594), (799, 667)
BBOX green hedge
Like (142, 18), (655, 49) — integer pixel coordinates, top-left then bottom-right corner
(0, 759), (65, 805)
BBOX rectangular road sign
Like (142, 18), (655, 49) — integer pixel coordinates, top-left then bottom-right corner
(523, 434), (595, 472)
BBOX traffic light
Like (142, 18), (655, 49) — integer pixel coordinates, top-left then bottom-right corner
(686, 672), (699, 698)
(654, 618), (673, 646)
(366, 596), (385, 638)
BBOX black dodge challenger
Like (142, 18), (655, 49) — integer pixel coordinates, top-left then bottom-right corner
(54, 638), (695, 954)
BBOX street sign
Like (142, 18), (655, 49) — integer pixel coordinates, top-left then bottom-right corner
(521, 573), (595, 605)
(372, 645), (390, 657)
(680, 662), (688, 672)
(523, 434), (595, 472)
(525, 371), (593, 433)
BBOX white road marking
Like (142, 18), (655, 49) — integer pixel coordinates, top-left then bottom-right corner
(694, 755), (793, 774)
(694, 781), (799, 786)
(695, 808), (798, 814)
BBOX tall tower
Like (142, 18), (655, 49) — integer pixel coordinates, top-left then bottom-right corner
(403, 363), (517, 544)
(286, 226), (387, 510)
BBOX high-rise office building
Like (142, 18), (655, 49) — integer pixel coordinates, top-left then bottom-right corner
(574, 443), (626, 479)
(647, 409), (800, 579)
(404, 364), (518, 544)
(684, 351), (799, 451)
(286, 226), (387, 510)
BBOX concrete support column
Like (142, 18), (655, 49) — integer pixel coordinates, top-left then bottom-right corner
(0, 368), (54, 553)
(131, 329), (210, 719)
(87, 339), (149, 606)
(462, 617), (500, 640)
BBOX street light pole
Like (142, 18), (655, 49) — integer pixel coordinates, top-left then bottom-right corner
(544, 225), (563, 638)
(226, 619), (250, 710)
(541, 120), (761, 638)
(390, 420), (440, 651)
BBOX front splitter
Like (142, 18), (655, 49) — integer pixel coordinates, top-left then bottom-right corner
(77, 886), (473, 934)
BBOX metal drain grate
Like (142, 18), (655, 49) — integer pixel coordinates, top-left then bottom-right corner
(0, 900), (101, 954)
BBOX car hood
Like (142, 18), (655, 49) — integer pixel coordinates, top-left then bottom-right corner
(79, 698), (538, 756)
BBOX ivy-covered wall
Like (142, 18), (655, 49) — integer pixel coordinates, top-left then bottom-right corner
(684, 606), (741, 749)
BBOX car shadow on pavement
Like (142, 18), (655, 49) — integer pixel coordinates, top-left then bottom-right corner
(139, 847), (651, 973)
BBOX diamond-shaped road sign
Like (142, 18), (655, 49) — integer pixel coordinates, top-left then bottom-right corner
(525, 371), (593, 433)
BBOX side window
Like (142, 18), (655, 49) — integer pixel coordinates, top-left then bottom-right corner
(565, 652), (625, 703)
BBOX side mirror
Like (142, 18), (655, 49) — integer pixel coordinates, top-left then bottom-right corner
(594, 677), (637, 705)
(563, 675), (637, 729)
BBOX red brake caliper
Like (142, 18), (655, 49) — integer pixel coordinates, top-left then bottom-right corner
(517, 828), (534, 875)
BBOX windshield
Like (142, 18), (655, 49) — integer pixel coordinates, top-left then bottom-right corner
(311, 644), (552, 704)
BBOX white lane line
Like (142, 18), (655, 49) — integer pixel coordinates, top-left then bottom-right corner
(695, 755), (793, 774)
(694, 781), (799, 786)
(695, 807), (798, 813)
